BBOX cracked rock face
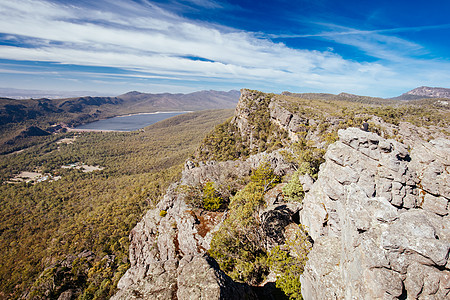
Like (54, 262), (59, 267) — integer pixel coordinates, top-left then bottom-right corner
(112, 150), (295, 300)
(112, 184), (256, 299)
(300, 127), (450, 300)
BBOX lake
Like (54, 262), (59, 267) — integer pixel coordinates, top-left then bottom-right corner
(74, 111), (188, 131)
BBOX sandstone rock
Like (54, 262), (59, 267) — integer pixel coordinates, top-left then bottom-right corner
(57, 290), (73, 300)
(410, 138), (450, 200)
(300, 127), (450, 300)
(181, 150), (295, 188)
(300, 236), (343, 300)
(269, 101), (292, 127)
(177, 255), (256, 300)
(298, 173), (314, 192)
(263, 183), (285, 206)
(113, 148), (296, 299)
(422, 193), (448, 216)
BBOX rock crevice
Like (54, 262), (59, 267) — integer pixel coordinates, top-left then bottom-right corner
(300, 127), (450, 300)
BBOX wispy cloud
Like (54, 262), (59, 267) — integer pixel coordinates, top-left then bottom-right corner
(182, 0), (223, 9)
(268, 23), (450, 39)
(266, 23), (435, 62)
(0, 0), (449, 96)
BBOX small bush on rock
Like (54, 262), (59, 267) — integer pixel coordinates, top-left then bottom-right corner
(268, 225), (312, 300)
(283, 170), (304, 203)
(202, 181), (223, 211)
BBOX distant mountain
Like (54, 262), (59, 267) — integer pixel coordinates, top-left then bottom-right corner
(117, 90), (240, 111)
(0, 96), (121, 126)
(0, 87), (108, 99)
(0, 90), (240, 128)
(392, 86), (450, 100)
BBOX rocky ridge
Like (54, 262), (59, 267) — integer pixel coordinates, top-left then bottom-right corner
(112, 151), (298, 299)
(114, 89), (450, 299)
(405, 86), (450, 99)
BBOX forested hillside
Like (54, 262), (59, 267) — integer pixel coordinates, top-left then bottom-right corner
(0, 90), (239, 154)
(0, 109), (233, 299)
(2, 87), (450, 300)
(112, 89), (450, 300)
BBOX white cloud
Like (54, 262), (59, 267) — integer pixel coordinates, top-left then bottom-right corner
(0, 0), (449, 96)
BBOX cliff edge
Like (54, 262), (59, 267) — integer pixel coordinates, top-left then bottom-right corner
(113, 89), (450, 299)
(301, 128), (450, 299)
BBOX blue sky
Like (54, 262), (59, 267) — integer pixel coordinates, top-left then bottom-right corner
(0, 0), (449, 97)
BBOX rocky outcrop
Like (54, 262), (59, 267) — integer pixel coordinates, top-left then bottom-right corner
(114, 89), (449, 300)
(112, 150), (296, 299)
(405, 86), (450, 99)
(268, 101), (309, 142)
(231, 90), (322, 149)
(111, 183), (256, 299)
(300, 127), (450, 300)
(231, 89), (273, 150)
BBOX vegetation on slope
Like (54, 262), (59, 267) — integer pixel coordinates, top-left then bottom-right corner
(209, 163), (281, 284)
(0, 109), (233, 299)
(198, 89), (449, 299)
(281, 92), (449, 129)
(199, 90), (449, 164)
(2, 87), (448, 299)
(198, 91), (287, 161)
(208, 163), (311, 299)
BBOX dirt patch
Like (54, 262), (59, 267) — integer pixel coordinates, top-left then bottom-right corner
(81, 165), (104, 172)
(195, 210), (225, 238)
(57, 137), (77, 144)
(61, 162), (104, 172)
(6, 171), (61, 184)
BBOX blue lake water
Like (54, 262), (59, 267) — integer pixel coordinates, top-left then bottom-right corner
(75, 112), (188, 131)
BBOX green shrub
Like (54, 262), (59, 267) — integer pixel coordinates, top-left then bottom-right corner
(202, 181), (223, 211)
(209, 163), (283, 285)
(178, 184), (203, 208)
(250, 162), (280, 192)
(291, 140), (325, 179)
(268, 225), (312, 300)
(282, 170), (304, 203)
(269, 246), (303, 300)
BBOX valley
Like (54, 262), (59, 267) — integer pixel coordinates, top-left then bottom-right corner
(0, 109), (234, 299)
(0, 86), (449, 300)
(0, 90), (239, 155)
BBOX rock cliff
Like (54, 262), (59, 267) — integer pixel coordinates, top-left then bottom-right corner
(300, 127), (450, 299)
(112, 150), (297, 299)
(405, 86), (450, 99)
(114, 89), (449, 300)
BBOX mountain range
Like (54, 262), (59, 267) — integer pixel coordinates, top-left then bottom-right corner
(0, 86), (448, 153)
(0, 90), (240, 127)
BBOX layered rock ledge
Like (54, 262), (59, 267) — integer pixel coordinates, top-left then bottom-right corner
(300, 127), (450, 300)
